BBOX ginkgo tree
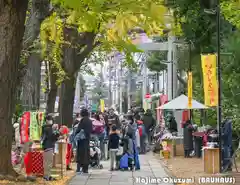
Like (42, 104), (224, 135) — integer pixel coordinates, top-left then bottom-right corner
(40, 0), (172, 126)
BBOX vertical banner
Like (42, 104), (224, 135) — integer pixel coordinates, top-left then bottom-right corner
(30, 112), (39, 141)
(100, 99), (105, 112)
(20, 112), (30, 144)
(188, 72), (193, 108)
(201, 54), (218, 106)
(160, 95), (168, 126)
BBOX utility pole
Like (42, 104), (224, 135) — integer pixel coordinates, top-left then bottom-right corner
(127, 71), (131, 109)
(167, 36), (177, 100)
(216, 0), (222, 173)
(115, 62), (119, 106)
(119, 62), (123, 113)
(108, 57), (112, 107)
(142, 55), (147, 109)
(155, 73), (159, 93)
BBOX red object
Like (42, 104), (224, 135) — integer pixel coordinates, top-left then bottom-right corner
(24, 152), (32, 175)
(158, 95), (168, 125)
(145, 93), (151, 99)
(137, 120), (143, 124)
(192, 132), (208, 146)
(21, 112), (30, 144)
(181, 110), (190, 128)
(138, 127), (143, 137)
(66, 143), (72, 166)
(31, 151), (44, 176)
(182, 110), (189, 122)
(60, 125), (69, 135)
(160, 95), (168, 105)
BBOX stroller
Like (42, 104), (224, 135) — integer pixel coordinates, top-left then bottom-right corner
(89, 137), (103, 169)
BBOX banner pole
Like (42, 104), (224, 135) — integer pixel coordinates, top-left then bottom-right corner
(189, 42), (192, 120)
(216, 0), (222, 173)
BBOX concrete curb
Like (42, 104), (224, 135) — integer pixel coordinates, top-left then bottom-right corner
(66, 174), (76, 185)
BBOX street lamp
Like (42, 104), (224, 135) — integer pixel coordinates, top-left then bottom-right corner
(200, 0), (222, 172)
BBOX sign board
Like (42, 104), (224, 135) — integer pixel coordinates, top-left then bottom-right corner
(91, 104), (98, 112)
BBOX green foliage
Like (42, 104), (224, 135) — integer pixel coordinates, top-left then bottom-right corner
(40, 0), (170, 74)
(135, 89), (142, 106)
(167, 0), (240, 132)
(221, 1), (240, 29)
(40, 13), (65, 83)
(146, 51), (168, 72)
(91, 72), (107, 103)
(13, 104), (24, 122)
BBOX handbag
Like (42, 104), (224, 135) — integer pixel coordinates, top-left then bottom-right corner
(75, 129), (86, 142)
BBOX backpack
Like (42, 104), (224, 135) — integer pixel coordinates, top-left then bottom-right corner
(126, 125), (134, 137)
(75, 129), (86, 142)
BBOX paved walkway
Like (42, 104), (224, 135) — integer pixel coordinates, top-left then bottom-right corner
(69, 154), (174, 185)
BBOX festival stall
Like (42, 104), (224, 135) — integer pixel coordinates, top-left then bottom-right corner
(157, 95), (222, 174)
(156, 94), (208, 159)
(20, 111), (45, 176)
(20, 111), (69, 176)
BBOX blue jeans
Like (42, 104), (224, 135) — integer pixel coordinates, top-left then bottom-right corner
(223, 146), (231, 168)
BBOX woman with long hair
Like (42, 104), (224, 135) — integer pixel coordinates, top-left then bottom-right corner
(93, 112), (105, 159)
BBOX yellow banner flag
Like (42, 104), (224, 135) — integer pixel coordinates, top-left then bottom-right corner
(188, 72), (193, 108)
(201, 54), (218, 106)
(100, 99), (105, 112)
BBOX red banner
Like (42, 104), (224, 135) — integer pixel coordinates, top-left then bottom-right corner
(21, 112), (30, 144)
(159, 95), (168, 125)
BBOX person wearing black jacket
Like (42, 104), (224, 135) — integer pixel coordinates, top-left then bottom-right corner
(75, 109), (92, 173)
(108, 108), (120, 129)
(108, 125), (120, 170)
(41, 115), (59, 181)
(143, 109), (156, 144)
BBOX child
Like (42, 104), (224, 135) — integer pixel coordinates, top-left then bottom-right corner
(108, 125), (120, 171)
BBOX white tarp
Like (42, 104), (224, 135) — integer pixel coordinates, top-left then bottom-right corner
(156, 94), (208, 110)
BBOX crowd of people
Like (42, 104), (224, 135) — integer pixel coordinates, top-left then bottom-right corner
(13, 107), (156, 181)
(69, 107), (156, 174)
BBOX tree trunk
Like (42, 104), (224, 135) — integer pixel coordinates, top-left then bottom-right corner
(0, 0), (28, 176)
(46, 64), (58, 114)
(59, 76), (75, 127)
(21, 54), (41, 110)
(21, 0), (50, 110)
(58, 28), (97, 127)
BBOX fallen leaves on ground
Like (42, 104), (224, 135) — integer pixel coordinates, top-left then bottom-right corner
(0, 172), (74, 185)
(155, 154), (240, 185)
(0, 164), (75, 185)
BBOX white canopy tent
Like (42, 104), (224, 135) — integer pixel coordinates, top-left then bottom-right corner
(156, 94), (208, 110)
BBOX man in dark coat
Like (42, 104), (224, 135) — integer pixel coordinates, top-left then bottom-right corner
(143, 109), (156, 144)
(222, 119), (233, 169)
(75, 109), (92, 173)
(108, 108), (120, 129)
(183, 120), (194, 158)
(166, 114), (178, 133)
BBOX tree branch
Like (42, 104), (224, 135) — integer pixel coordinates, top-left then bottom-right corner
(177, 74), (187, 87)
(23, 0), (51, 50)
